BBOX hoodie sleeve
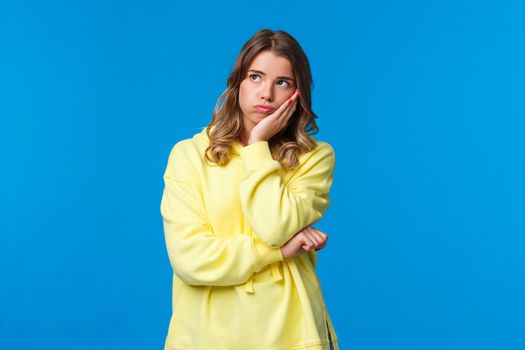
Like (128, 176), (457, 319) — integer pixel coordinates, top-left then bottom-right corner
(160, 143), (283, 287)
(238, 140), (335, 248)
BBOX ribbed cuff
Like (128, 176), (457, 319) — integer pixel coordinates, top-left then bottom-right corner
(252, 234), (283, 271)
(239, 141), (278, 171)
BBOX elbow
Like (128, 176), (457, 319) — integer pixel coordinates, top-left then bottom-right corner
(170, 256), (246, 287)
(169, 257), (195, 285)
(244, 219), (288, 248)
(255, 226), (290, 248)
(172, 263), (207, 286)
(173, 270), (197, 286)
(167, 251), (205, 286)
(253, 210), (326, 248)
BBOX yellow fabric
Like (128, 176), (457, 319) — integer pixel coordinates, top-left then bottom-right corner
(160, 126), (339, 350)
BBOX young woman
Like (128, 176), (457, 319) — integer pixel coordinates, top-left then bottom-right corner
(160, 28), (338, 350)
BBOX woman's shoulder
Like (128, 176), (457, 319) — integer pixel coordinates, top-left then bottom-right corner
(162, 128), (208, 176)
(168, 126), (209, 156)
(299, 136), (335, 164)
(167, 127), (335, 168)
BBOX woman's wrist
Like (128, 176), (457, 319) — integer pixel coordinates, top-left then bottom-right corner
(248, 137), (265, 145)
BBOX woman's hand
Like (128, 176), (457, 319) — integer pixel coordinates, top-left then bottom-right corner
(248, 89), (300, 144)
(280, 225), (328, 259)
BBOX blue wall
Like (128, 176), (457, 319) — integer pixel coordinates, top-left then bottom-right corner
(1, 0), (523, 349)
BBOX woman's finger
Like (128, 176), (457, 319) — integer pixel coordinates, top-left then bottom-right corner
(269, 90), (298, 121)
(306, 227), (327, 250)
(303, 227), (324, 247)
(307, 225), (328, 240)
(280, 98), (298, 125)
(277, 90), (299, 122)
(305, 226), (328, 250)
(300, 232), (316, 251)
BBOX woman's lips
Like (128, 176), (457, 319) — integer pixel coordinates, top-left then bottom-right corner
(254, 105), (275, 113)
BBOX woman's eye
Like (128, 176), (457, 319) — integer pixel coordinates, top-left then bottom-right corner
(249, 74), (289, 88)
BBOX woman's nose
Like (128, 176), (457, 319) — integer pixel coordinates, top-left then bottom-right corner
(259, 82), (274, 101)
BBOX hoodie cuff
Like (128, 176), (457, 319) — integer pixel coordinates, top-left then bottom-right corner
(252, 235), (283, 271)
(239, 141), (278, 171)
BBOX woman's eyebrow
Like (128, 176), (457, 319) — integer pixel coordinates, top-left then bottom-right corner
(248, 69), (295, 82)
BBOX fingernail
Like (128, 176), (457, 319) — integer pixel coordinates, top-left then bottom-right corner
(288, 99), (293, 105)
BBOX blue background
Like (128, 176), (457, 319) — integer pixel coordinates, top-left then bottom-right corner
(1, 0), (523, 349)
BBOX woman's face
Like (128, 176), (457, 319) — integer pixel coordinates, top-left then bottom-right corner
(238, 50), (297, 130)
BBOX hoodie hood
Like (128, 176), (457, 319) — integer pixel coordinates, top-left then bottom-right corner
(194, 125), (210, 143)
(193, 125), (245, 156)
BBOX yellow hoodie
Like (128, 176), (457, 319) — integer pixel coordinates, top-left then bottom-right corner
(160, 126), (338, 350)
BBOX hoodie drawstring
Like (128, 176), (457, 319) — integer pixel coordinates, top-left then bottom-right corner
(244, 261), (283, 294)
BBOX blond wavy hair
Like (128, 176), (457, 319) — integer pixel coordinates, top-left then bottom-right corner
(204, 28), (321, 171)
